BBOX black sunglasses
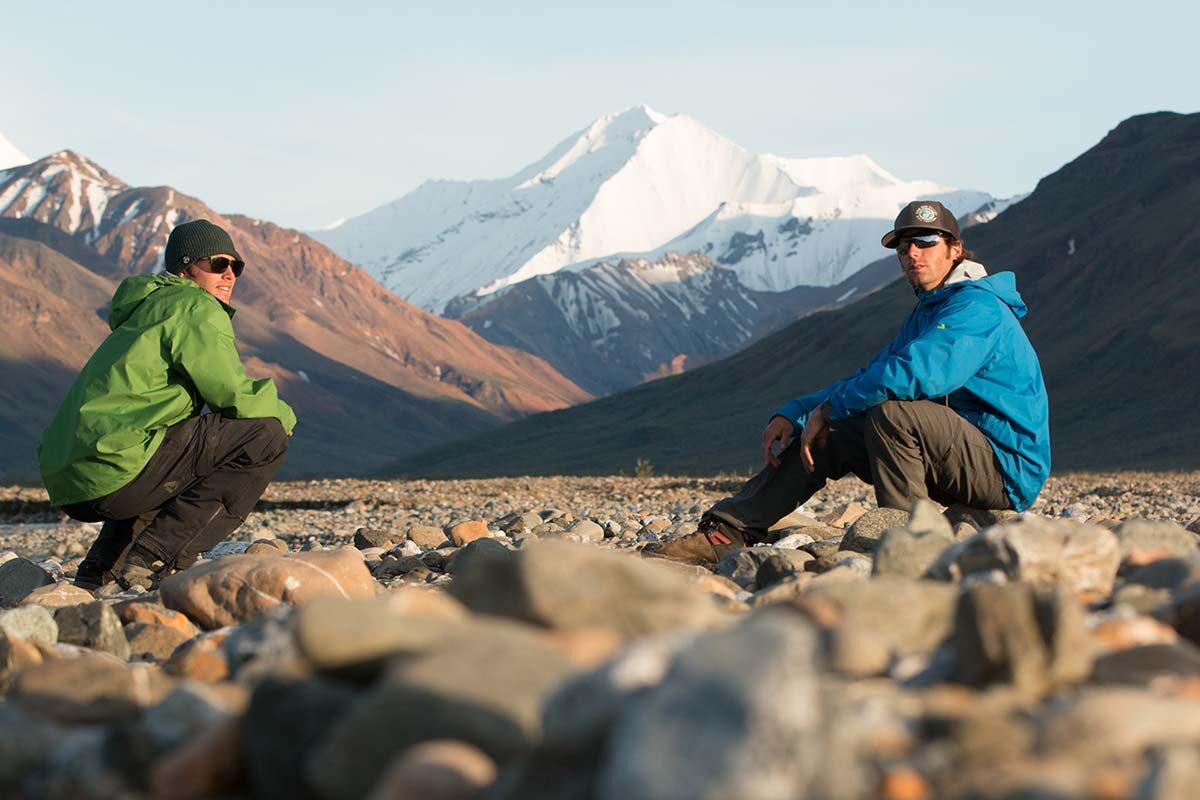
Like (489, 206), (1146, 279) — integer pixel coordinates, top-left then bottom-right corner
(196, 256), (245, 277)
(896, 232), (945, 251)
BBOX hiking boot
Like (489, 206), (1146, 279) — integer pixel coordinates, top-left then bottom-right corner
(112, 543), (169, 591)
(642, 518), (752, 566)
(72, 559), (111, 592)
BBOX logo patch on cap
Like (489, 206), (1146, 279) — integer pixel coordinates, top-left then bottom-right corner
(915, 205), (938, 223)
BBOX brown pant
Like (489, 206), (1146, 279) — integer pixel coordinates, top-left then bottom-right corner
(707, 400), (1010, 534)
(63, 414), (288, 573)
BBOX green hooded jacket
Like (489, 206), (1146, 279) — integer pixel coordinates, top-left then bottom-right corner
(38, 274), (297, 506)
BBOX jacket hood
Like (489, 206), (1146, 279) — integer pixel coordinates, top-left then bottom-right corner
(922, 262), (1028, 319)
(108, 274), (234, 330)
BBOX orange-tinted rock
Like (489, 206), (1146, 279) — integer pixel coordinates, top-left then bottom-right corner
(150, 716), (243, 800)
(164, 630), (231, 683)
(367, 740), (496, 800)
(448, 519), (489, 547)
(0, 629), (44, 688)
(126, 623), (193, 661)
(11, 655), (173, 723)
(1090, 615), (1178, 651)
(880, 765), (931, 800)
(538, 627), (625, 669)
(116, 601), (202, 638)
(159, 550), (378, 629)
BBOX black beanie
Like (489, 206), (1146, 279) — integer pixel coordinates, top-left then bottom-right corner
(164, 219), (243, 274)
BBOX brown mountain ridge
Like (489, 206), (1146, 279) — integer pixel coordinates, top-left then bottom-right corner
(0, 152), (589, 481)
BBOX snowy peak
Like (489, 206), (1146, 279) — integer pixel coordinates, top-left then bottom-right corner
(0, 132), (29, 170)
(516, 104), (668, 189)
(314, 107), (999, 313)
(0, 150), (128, 241)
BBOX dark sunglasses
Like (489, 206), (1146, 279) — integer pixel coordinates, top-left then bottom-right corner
(897, 232), (945, 251)
(196, 256), (245, 277)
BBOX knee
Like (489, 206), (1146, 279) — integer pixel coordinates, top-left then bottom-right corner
(866, 400), (906, 428)
(249, 418), (289, 459)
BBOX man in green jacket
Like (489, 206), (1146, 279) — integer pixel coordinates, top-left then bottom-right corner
(39, 219), (296, 591)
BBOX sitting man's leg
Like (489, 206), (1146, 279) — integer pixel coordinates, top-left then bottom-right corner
(864, 399), (1011, 511)
(647, 416), (875, 563)
(78, 414), (289, 589)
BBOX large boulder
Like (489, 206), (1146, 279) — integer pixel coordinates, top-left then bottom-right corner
(0, 605), (58, 646)
(159, 549), (378, 629)
(951, 583), (1092, 697)
(934, 515), (1121, 600)
(306, 622), (576, 800)
(242, 676), (360, 800)
(872, 500), (956, 579)
(799, 576), (958, 658)
(597, 611), (824, 800)
(20, 582), (97, 609)
(54, 601), (130, 660)
(295, 592), (469, 671)
(839, 508), (910, 554)
(1114, 519), (1197, 564)
(11, 655), (173, 724)
(449, 540), (725, 637)
(0, 558), (55, 608)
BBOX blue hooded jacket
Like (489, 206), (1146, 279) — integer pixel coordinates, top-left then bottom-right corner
(774, 266), (1050, 511)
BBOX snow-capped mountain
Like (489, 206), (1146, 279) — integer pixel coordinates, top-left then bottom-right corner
(0, 132), (28, 170)
(447, 251), (902, 396)
(315, 105), (996, 313)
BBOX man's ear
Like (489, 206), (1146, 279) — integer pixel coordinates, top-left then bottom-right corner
(949, 239), (964, 260)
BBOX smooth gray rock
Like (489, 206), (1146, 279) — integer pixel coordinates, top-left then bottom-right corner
(449, 540), (723, 636)
(245, 676), (360, 800)
(806, 577), (958, 658)
(54, 602), (129, 660)
(872, 502), (956, 579)
(839, 508), (910, 554)
(0, 605), (58, 645)
(1115, 519), (1198, 561)
(1092, 642), (1200, 684)
(0, 558), (55, 608)
(446, 537), (516, 576)
(0, 703), (63, 794)
(755, 551), (814, 590)
(566, 520), (605, 541)
(542, 635), (690, 755)
(597, 612), (823, 800)
(353, 527), (396, 550)
(1125, 558), (1199, 592)
(1137, 744), (1200, 800)
(1038, 687), (1200, 761)
(307, 623), (575, 800)
(716, 548), (780, 590)
(107, 682), (230, 782)
(933, 515), (1120, 599)
(951, 583), (1092, 696)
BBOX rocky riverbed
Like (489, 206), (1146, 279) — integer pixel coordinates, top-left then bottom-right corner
(1, 471), (1199, 799)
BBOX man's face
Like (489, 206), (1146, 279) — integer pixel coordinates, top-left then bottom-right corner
(896, 231), (963, 291)
(182, 253), (238, 303)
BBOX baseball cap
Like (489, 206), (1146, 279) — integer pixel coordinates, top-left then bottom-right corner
(881, 201), (961, 248)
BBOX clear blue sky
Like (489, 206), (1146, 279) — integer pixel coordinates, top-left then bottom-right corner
(3, 0), (1197, 230)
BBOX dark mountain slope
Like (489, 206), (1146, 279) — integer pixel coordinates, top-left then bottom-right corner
(400, 111), (1200, 477)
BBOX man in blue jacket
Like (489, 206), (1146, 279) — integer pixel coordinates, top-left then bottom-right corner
(650, 200), (1050, 564)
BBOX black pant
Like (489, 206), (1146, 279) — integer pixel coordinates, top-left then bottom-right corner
(62, 415), (288, 572)
(707, 400), (1011, 533)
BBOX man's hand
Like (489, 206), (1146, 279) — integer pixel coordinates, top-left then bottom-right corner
(761, 416), (795, 467)
(800, 403), (830, 473)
